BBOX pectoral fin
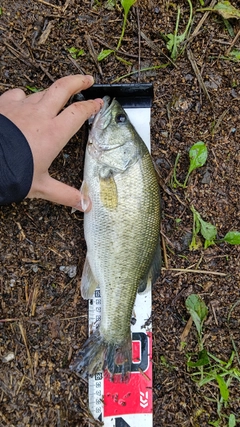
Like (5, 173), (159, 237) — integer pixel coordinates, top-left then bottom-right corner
(138, 238), (161, 294)
(99, 175), (118, 209)
(81, 256), (98, 299)
(71, 180), (89, 213)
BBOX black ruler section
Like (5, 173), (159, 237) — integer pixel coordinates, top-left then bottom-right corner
(73, 83), (154, 108)
(115, 417), (131, 427)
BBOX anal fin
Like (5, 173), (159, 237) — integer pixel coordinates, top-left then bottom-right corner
(81, 256), (98, 299)
(138, 238), (161, 294)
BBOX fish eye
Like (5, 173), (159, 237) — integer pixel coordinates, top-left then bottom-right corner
(115, 113), (127, 123)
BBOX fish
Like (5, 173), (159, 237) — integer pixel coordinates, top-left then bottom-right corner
(69, 96), (161, 382)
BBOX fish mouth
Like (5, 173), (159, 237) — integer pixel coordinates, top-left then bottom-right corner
(88, 95), (123, 155)
(88, 95), (113, 158)
(94, 95), (114, 122)
(100, 95), (112, 114)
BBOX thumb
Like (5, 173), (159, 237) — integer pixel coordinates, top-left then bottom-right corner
(27, 175), (91, 211)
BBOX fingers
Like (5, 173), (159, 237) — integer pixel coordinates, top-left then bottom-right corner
(0, 88), (26, 103)
(27, 175), (91, 212)
(52, 98), (103, 148)
(39, 74), (95, 115)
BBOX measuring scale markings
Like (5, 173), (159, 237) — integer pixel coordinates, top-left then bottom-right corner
(88, 287), (153, 426)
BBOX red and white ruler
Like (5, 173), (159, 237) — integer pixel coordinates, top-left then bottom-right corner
(88, 286), (152, 427)
(80, 85), (154, 427)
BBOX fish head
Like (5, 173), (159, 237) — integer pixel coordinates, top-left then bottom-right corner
(88, 96), (135, 153)
(87, 96), (144, 173)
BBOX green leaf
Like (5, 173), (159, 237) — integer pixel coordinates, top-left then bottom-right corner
(215, 374), (229, 401)
(198, 1), (240, 19)
(209, 421), (220, 427)
(26, 86), (41, 93)
(121, 0), (137, 16)
(165, 0), (193, 60)
(186, 294), (208, 322)
(190, 206), (217, 248)
(214, 1), (240, 19)
(199, 218), (217, 244)
(223, 231), (240, 245)
(229, 414), (236, 427)
(67, 47), (85, 59)
(183, 141), (208, 187)
(97, 49), (114, 61)
(187, 349), (210, 367)
(186, 294), (208, 337)
(188, 141), (208, 173)
(105, 0), (117, 10)
(229, 50), (240, 60)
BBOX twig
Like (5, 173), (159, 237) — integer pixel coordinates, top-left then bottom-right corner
(62, 0), (72, 13)
(48, 246), (64, 257)
(67, 54), (85, 74)
(212, 108), (229, 135)
(135, 5), (141, 82)
(160, 230), (175, 249)
(162, 267), (227, 277)
(36, 0), (60, 9)
(16, 375), (26, 395)
(85, 33), (103, 77)
(18, 322), (34, 381)
(161, 228), (169, 269)
(3, 39), (55, 82)
(153, 159), (172, 196)
(30, 280), (39, 317)
(15, 221), (26, 241)
(39, 63), (55, 82)
(225, 28), (240, 56)
(190, 0), (217, 40)
(187, 48), (212, 106)
(140, 31), (177, 68)
(179, 316), (193, 348)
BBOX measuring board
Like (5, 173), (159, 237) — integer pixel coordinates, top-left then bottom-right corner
(78, 84), (154, 427)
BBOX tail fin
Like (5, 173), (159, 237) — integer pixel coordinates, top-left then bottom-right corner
(69, 328), (132, 383)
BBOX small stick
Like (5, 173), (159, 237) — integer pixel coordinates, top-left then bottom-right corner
(179, 316), (193, 349)
(18, 322), (34, 381)
(190, 0), (217, 40)
(187, 48), (212, 106)
(85, 33), (103, 77)
(160, 228), (169, 270)
(135, 5), (141, 82)
(225, 28), (240, 56)
(162, 267), (227, 277)
(36, 0), (60, 9)
(140, 31), (177, 68)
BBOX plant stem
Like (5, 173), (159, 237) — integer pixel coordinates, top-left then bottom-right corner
(116, 11), (127, 50)
(183, 169), (191, 188)
(172, 7), (181, 59)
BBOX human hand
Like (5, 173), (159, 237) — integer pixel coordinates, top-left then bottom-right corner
(0, 74), (103, 211)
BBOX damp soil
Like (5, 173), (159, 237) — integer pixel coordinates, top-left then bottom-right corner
(0, 1), (240, 426)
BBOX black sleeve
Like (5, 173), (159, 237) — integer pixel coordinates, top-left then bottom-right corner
(0, 114), (33, 205)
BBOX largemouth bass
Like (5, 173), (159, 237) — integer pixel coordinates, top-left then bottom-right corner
(70, 96), (161, 382)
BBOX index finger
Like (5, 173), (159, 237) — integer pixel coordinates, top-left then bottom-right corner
(39, 74), (95, 116)
(52, 98), (103, 153)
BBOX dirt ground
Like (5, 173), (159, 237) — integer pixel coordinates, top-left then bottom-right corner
(0, 0), (240, 426)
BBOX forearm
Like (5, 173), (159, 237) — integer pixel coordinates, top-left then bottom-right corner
(0, 114), (33, 205)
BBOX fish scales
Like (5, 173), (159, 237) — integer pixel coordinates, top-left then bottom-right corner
(85, 150), (159, 341)
(70, 96), (161, 382)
